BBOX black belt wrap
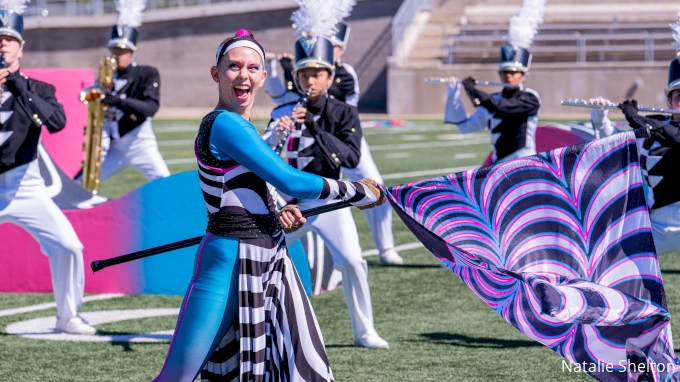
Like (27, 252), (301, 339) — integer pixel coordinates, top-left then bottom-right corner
(207, 210), (281, 239)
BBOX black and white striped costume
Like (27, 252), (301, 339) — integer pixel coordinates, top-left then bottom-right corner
(151, 110), (378, 381)
(592, 111), (680, 255)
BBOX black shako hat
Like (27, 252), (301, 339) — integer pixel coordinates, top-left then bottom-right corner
(498, 44), (532, 73)
(0, 10), (24, 44)
(293, 36), (335, 74)
(666, 58), (680, 95)
(108, 25), (139, 51)
(329, 22), (350, 49)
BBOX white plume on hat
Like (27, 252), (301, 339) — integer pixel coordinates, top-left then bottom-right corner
(671, 8), (680, 55)
(115, 0), (147, 28)
(291, 0), (355, 38)
(1, 0), (30, 15)
(507, 0), (547, 50)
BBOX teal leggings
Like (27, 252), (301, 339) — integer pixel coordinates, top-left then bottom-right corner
(153, 233), (240, 382)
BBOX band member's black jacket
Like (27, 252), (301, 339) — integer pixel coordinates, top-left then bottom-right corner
(0, 72), (66, 175)
(619, 100), (680, 210)
(265, 96), (362, 180)
(102, 63), (160, 137)
(445, 78), (541, 163)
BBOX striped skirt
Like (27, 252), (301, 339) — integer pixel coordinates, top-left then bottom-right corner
(201, 232), (334, 382)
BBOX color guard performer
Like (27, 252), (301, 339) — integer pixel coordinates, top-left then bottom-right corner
(97, 0), (170, 182)
(444, 0), (545, 163)
(265, 19), (403, 265)
(263, 30), (389, 348)
(0, 2), (96, 335)
(153, 29), (384, 381)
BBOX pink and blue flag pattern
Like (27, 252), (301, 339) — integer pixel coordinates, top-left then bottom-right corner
(384, 132), (680, 381)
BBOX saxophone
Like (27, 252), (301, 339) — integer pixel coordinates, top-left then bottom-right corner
(79, 56), (117, 194)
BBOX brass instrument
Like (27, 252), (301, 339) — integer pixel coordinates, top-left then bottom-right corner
(425, 77), (519, 88)
(79, 56), (117, 194)
(560, 99), (680, 115)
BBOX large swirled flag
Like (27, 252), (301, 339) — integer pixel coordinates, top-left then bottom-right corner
(383, 131), (680, 381)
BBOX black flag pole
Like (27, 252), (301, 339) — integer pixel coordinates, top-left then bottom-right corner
(90, 201), (352, 273)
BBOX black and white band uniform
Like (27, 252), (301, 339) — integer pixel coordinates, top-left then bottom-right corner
(444, 77), (541, 164)
(263, 21), (403, 265)
(264, 94), (390, 349)
(590, 97), (680, 255)
(262, 33), (390, 349)
(444, 45), (542, 164)
(96, 16), (170, 182)
(0, 7), (96, 335)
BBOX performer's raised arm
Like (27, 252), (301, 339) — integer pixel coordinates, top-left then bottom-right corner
(7, 72), (66, 133)
(444, 81), (491, 134)
(208, 110), (379, 205)
(102, 66), (160, 121)
(588, 97), (616, 138)
(460, 77), (540, 119)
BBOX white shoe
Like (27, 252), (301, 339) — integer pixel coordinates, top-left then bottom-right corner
(354, 332), (389, 349)
(379, 248), (403, 265)
(56, 316), (98, 336)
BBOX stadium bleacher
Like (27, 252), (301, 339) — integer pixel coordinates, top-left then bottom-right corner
(406, 0), (679, 66)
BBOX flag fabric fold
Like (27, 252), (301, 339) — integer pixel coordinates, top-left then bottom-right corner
(383, 131), (680, 381)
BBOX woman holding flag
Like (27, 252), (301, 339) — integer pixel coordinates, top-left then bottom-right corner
(152, 29), (383, 382)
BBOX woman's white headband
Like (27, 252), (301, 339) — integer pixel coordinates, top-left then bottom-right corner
(215, 40), (265, 66)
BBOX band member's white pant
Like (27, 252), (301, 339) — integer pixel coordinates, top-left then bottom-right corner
(0, 159), (84, 320)
(650, 204), (680, 255)
(342, 136), (395, 252)
(285, 199), (375, 337)
(101, 118), (170, 182)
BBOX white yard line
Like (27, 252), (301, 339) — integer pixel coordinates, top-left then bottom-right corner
(363, 125), (461, 135)
(0, 293), (124, 317)
(154, 126), (198, 133)
(453, 153), (478, 159)
(382, 165), (476, 180)
(159, 139), (489, 150)
(165, 158), (197, 165)
(385, 152), (411, 159)
(369, 139), (489, 151)
(361, 241), (425, 257)
(158, 139), (194, 147)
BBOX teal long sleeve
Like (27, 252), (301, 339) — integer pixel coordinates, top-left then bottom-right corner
(209, 111), (324, 200)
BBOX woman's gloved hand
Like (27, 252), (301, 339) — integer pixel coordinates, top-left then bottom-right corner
(279, 204), (306, 234)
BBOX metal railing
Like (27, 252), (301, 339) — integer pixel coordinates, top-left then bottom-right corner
(25, 0), (255, 17)
(391, 0), (433, 63)
(441, 23), (676, 64)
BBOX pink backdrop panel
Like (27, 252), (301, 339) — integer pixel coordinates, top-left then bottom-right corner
(23, 68), (93, 178)
(0, 196), (142, 295)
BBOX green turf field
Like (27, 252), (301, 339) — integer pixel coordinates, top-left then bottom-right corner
(1, 119), (677, 381)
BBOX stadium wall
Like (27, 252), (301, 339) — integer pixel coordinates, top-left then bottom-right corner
(22, 0), (402, 114)
(388, 62), (670, 118)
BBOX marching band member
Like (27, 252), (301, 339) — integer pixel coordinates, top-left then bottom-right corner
(264, 19), (403, 265)
(0, 3), (96, 335)
(263, 30), (390, 348)
(588, 66), (680, 255)
(153, 29), (384, 381)
(97, 0), (170, 182)
(586, 17), (680, 256)
(444, 0), (545, 164)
